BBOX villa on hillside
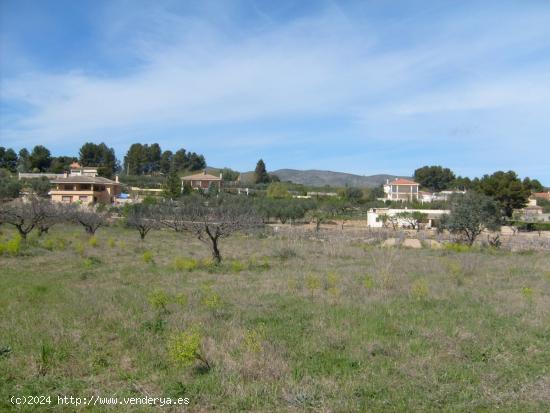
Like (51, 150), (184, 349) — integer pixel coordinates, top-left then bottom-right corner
(182, 170), (222, 192)
(383, 178), (420, 201)
(49, 162), (120, 205)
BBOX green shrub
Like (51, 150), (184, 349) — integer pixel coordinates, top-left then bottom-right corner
(200, 284), (223, 311)
(148, 289), (170, 312)
(521, 287), (534, 302)
(142, 250), (154, 263)
(200, 258), (215, 270)
(248, 257), (270, 271)
(82, 256), (102, 268)
(4, 234), (22, 256)
(42, 237), (67, 251)
(305, 274), (321, 294)
(444, 243), (472, 253)
(173, 257), (198, 271)
(107, 238), (116, 248)
(88, 236), (98, 247)
(230, 260), (246, 273)
(167, 330), (210, 369)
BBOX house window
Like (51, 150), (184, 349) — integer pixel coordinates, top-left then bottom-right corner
(62, 196), (72, 203)
(79, 196), (88, 201)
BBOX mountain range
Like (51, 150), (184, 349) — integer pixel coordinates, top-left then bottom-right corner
(237, 169), (406, 188)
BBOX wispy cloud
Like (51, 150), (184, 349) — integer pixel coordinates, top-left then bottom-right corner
(1, 1), (549, 180)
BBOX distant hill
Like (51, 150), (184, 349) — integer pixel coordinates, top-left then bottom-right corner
(239, 169), (406, 188)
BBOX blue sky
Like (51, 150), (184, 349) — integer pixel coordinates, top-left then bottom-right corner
(1, 0), (549, 183)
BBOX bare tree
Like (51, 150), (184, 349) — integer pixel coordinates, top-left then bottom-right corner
(70, 207), (108, 235)
(162, 195), (262, 264)
(0, 197), (52, 239)
(37, 201), (67, 236)
(125, 203), (160, 240)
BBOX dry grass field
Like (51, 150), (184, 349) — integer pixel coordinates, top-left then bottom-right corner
(1, 224), (550, 412)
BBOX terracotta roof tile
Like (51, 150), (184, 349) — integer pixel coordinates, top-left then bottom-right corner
(182, 172), (221, 181)
(389, 178), (419, 185)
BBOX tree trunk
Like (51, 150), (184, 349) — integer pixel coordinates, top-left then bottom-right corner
(211, 237), (221, 264)
(16, 225), (27, 240)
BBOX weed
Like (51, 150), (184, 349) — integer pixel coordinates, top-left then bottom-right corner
(305, 274), (321, 295)
(142, 250), (154, 263)
(444, 243), (472, 253)
(243, 326), (266, 353)
(274, 247), (297, 260)
(0, 345), (12, 358)
(143, 316), (167, 334)
(42, 237), (67, 251)
(173, 257), (198, 271)
(201, 291), (223, 311)
(74, 242), (85, 256)
(167, 330), (210, 370)
(363, 275), (375, 290)
(148, 289), (170, 313)
(230, 260), (246, 273)
(107, 238), (116, 248)
(411, 278), (429, 301)
(38, 342), (52, 376)
(174, 293), (188, 307)
(2, 234), (22, 256)
(88, 236), (98, 247)
(82, 256), (101, 268)
(248, 257), (271, 272)
(521, 287), (534, 302)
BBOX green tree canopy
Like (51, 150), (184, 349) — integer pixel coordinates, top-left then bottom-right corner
(79, 142), (117, 177)
(29, 145), (52, 172)
(414, 165), (456, 192)
(266, 182), (290, 199)
(476, 171), (530, 217)
(0, 148), (18, 172)
(254, 159), (270, 184)
(522, 177), (544, 193)
(17, 148), (31, 173)
(441, 192), (502, 245)
(163, 170), (182, 199)
(160, 150), (173, 174)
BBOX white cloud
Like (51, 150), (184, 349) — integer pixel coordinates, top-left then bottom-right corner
(1, 1), (550, 182)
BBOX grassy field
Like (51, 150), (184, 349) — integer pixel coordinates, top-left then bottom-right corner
(1, 224), (549, 412)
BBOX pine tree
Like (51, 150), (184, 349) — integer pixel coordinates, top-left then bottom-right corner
(254, 159), (269, 184)
(163, 170), (182, 199)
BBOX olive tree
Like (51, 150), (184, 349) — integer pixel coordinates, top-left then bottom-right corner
(441, 192), (501, 245)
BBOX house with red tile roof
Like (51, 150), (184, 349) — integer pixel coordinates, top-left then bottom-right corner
(182, 170), (222, 192)
(532, 192), (550, 201)
(383, 178), (420, 201)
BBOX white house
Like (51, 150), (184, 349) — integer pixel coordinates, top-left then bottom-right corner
(383, 179), (420, 201)
(367, 208), (449, 229)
